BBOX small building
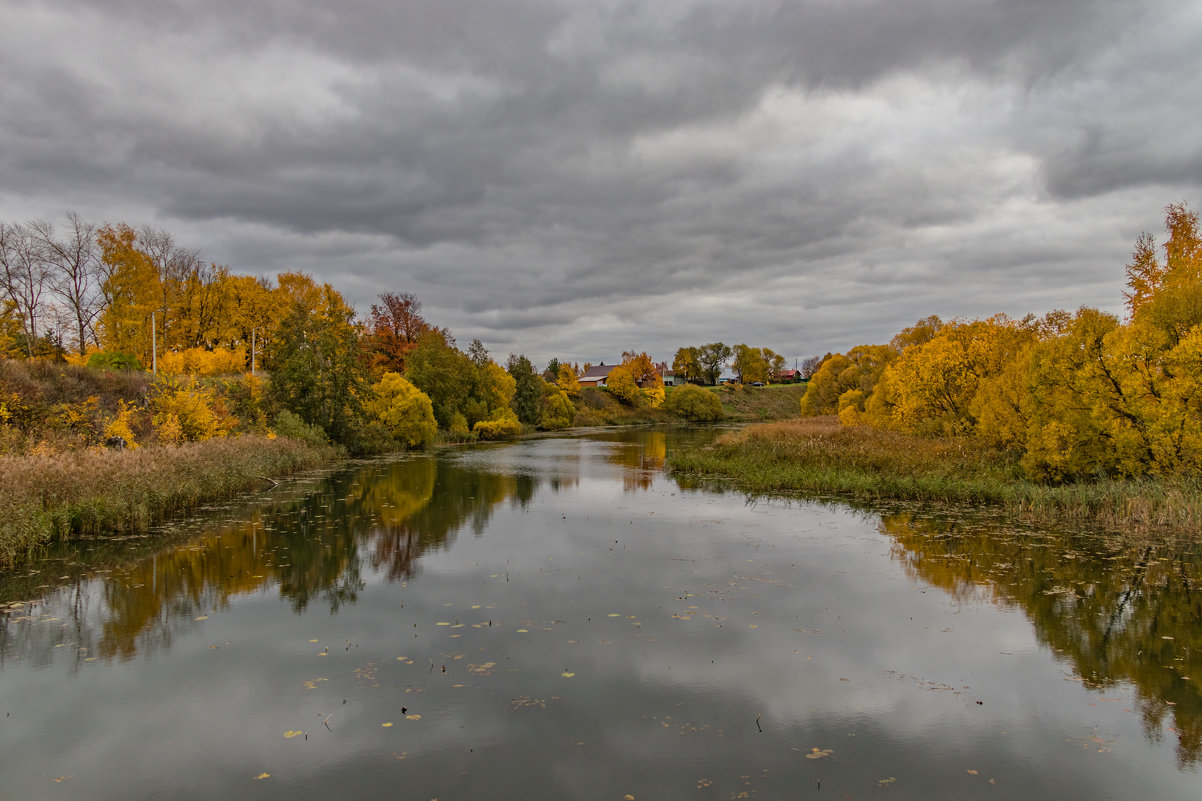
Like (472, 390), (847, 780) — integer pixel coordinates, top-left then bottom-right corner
(657, 363), (686, 387)
(577, 363), (614, 388)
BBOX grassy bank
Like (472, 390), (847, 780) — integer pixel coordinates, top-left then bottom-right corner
(710, 383), (809, 421)
(0, 436), (340, 570)
(567, 383), (809, 428)
(669, 416), (1202, 533)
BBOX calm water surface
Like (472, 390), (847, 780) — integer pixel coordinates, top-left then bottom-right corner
(2, 429), (1201, 799)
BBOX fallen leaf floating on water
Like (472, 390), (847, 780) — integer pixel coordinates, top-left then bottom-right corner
(254, 773), (270, 780)
(284, 730), (305, 738)
(805, 747), (834, 759)
(562, 671), (576, 678)
(382, 722), (394, 727)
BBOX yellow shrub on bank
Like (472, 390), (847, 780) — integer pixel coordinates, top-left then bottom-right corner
(159, 347), (247, 377)
(473, 409), (522, 440)
(365, 372), (436, 448)
(151, 377), (233, 443)
(104, 400), (140, 448)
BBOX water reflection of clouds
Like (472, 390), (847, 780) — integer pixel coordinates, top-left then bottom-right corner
(881, 509), (1202, 768)
(4, 431), (1202, 800)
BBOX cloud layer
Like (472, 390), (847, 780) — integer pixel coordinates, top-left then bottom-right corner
(3, 0), (1200, 365)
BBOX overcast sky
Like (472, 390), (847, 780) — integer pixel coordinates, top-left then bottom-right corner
(3, 0), (1200, 367)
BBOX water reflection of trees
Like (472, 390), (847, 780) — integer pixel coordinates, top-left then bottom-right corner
(605, 431), (668, 491)
(3, 430), (715, 670)
(368, 459), (536, 581)
(882, 510), (1202, 767)
(2, 454), (547, 665)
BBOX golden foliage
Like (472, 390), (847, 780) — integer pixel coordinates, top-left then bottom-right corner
(539, 385), (576, 430)
(158, 347), (247, 377)
(809, 202), (1202, 482)
(365, 372), (436, 448)
(104, 400), (140, 449)
(150, 377), (232, 443)
(473, 408), (522, 440)
(556, 363), (581, 397)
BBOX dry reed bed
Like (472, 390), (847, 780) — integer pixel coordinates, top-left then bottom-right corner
(0, 436), (337, 570)
(671, 417), (1202, 534)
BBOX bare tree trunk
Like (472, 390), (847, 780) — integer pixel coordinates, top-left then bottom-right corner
(30, 213), (102, 356)
(0, 221), (52, 359)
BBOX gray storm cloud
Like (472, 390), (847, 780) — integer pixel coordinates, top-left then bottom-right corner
(1, 0), (1199, 364)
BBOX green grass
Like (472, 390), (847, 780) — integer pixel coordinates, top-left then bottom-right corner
(707, 382), (808, 421)
(0, 435), (339, 570)
(669, 416), (1202, 533)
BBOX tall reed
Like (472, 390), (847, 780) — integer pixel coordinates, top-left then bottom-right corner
(1, 436), (338, 570)
(669, 417), (1202, 534)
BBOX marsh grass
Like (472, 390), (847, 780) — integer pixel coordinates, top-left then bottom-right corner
(0, 436), (338, 570)
(669, 416), (1202, 533)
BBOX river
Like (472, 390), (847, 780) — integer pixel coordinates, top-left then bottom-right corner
(1, 428), (1200, 799)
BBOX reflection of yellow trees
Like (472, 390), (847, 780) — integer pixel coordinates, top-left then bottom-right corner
(607, 431), (667, 491)
(882, 510), (1202, 767)
(99, 513), (274, 660)
(97, 485), (370, 658)
(82, 455), (544, 658)
(369, 459), (523, 580)
(13, 432), (685, 666)
(360, 459), (437, 527)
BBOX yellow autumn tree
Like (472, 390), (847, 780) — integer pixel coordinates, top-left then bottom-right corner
(800, 345), (896, 417)
(556, 363), (581, 397)
(97, 223), (161, 362)
(366, 372), (436, 448)
(539, 384), (576, 430)
(881, 316), (1034, 436)
(605, 363), (641, 406)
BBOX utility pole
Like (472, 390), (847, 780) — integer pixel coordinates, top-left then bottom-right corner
(151, 310), (157, 375)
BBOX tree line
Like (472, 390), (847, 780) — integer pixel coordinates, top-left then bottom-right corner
(2, 214), (766, 451)
(799, 202), (1202, 482)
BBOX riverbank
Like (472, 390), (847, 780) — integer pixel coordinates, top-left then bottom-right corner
(556, 383), (807, 428)
(668, 416), (1202, 533)
(710, 382), (808, 421)
(0, 435), (340, 570)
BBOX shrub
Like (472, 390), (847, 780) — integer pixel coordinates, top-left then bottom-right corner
(104, 400), (140, 448)
(87, 351), (143, 371)
(473, 409), (523, 440)
(343, 419), (398, 456)
(365, 372), (437, 448)
(272, 409), (329, 447)
(664, 384), (725, 422)
(150, 376), (232, 442)
(539, 386), (576, 430)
